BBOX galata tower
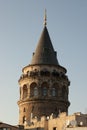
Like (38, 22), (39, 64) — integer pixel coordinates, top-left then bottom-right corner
(17, 13), (70, 125)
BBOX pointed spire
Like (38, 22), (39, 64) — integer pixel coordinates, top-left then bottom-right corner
(44, 9), (47, 26)
(31, 26), (59, 65)
(30, 10), (59, 65)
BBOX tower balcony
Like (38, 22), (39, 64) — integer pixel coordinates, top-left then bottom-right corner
(18, 70), (69, 83)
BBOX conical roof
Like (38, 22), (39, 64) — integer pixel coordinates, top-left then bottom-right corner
(31, 26), (59, 65)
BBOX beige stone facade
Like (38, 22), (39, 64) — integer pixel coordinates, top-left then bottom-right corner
(24, 112), (87, 130)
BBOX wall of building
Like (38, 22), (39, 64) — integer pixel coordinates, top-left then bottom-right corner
(24, 112), (87, 130)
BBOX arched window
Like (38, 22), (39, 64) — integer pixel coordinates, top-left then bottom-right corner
(23, 85), (27, 99)
(41, 82), (49, 96)
(30, 82), (37, 97)
(23, 116), (26, 124)
(43, 87), (47, 96)
(23, 107), (26, 112)
(52, 88), (56, 96)
(34, 87), (38, 96)
(52, 83), (58, 96)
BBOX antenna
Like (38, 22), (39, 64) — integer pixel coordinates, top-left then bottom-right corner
(44, 9), (47, 26)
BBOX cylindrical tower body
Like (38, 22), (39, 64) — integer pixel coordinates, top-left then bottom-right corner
(18, 64), (70, 125)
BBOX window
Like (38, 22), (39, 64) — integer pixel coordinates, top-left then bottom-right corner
(2, 128), (10, 130)
(23, 107), (26, 112)
(41, 82), (48, 96)
(53, 127), (57, 130)
(23, 85), (27, 99)
(52, 83), (58, 96)
(23, 116), (26, 124)
(52, 88), (56, 96)
(43, 87), (47, 96)
(3, 128), (7, 130)
(30, 82), (37, 97)
(34, 87), (38, 96)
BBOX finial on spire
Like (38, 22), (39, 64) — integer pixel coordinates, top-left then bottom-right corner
(44, 9), (47, 26)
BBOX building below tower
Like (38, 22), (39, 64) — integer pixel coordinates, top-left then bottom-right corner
(24, 112), (87, 130)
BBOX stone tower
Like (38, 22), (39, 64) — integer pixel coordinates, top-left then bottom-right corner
(17, 14), (70, 125)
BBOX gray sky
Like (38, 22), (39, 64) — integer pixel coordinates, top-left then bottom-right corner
(0, 0), (87, 125)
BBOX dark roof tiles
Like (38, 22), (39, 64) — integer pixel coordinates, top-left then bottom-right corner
(31, 26), (59, 65)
